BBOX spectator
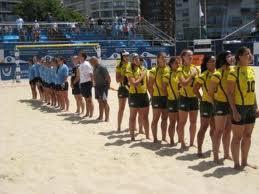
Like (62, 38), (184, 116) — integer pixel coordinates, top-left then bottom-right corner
(47, 12), (53, 23)
(89, 17), (95, 31)
(16, 16), (24, 31)
(33, 20), (40, 42)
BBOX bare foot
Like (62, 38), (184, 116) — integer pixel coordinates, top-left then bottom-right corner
(139, 130), (144, 134)
(153, 138), (158, 143)
(242, 163), (258, 169)
(117, 128), (121, 132)
(189, 144), (197, 148)
(197, 152), (204, 158)
(234, 164), (242, 170)
(96, 117), (103, 121)
(104, 118), (109, 122)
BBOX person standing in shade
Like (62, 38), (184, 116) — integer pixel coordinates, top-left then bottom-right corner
(78, 51), (94, 117)
(90, 57), (111, 121)
(71, 56), (85, 114)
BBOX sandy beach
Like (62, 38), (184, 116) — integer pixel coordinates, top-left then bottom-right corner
(0, 71), (259, 194)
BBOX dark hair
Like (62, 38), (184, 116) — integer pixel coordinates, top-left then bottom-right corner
(201, 55), (215, 73)
(119, 50), (128, 67)
(79, 51), (87, 60)
(57, 56), (66, 64)
(28, 59), (33, 64)
(216, 50), (232, 69)
(168, 56), (176, 67)
(235, 46), (250, 63)
(139, 56), (144, 62)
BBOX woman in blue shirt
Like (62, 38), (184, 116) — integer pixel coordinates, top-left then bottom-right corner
(28, 59), (37, 99)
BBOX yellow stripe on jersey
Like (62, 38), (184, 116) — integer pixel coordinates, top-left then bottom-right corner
(125, 65), (147, 94)
(210, 68), (231, 102)
(163, 69), (179, 100)
(149, 66), (168, 96)
(227, 65), (256, 106)
(196, 70), (214, 103)
(177, 64), (200, 97)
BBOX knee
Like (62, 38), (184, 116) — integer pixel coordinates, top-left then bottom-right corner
(232, 136), (242, 143)
(243, 133), (252, 139)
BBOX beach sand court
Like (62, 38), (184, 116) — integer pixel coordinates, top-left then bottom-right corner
(0, 72), (259, 194)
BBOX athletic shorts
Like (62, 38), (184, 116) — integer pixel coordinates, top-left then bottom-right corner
(214, 100), (230, 116)
(167, 99), (179, 113)
(232, 105), (256, 125)
(29, 78), (36, 85)
(56, 82), (68, 91)
(95, 86), (108, 100)
(200, 101), (214, 118)
(72, 83), (81, 95)
(179, 96), (199, 111)
(118, 86), (129, 98)
(151, 96), (167, 109)
(129, 93), (149, 108)
(50, 83), (55, 89)
(80, 81), (93, 98)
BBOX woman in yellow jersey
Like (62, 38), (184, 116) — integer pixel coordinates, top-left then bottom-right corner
(148, 52), (168, 143)
(227, 47), (258, 169)
(193, 55), (216, 157)
(177, 49), (200, 149)
(208, 50), (234, 163)
(116, 50), (130, 131)
(162, 57), (180, 145)
(126, 53), (150, 141)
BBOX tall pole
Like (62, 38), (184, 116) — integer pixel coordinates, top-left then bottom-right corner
(199, 0), (201, 39)
(204, 0), (207, 38)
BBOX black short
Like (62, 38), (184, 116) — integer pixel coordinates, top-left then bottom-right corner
(200, 101), (214, 118)
(232, 105), (256, 125)
(95, 86), (108, 100)
(167, 99), (179, 113)
(129, 93), (149, 108)
(214, 100), (230, 116)
(57, 82), (69, 91)
(50, 83), (55, 89)
(80, 81), (93, 98)
(151, 96), (167, 109)
(179, 96), (199, 111)
(29, 78), (36, 85)
(118, 86), (129, 98)
(72, 83), (81, 95)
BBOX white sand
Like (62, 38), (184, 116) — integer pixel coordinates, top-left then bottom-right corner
(0, 71), (259, 194)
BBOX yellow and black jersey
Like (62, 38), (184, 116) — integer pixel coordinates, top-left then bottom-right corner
(116, 62), (130, 86)
(162, 69), (179, 101)
(149, 66), (169, 96)
(125, 65), (147, 94)
(177, 64), (200, 97)
(196, 70), (214, 103)
(210, 67), (232, 102)
(228, 65), (256, 106)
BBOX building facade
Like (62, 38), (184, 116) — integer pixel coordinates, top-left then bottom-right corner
(90, 0), (140, 21)
(62, 0), (90, 17)
(140, 0), (175, 36)
(0, 0), (21, 22)
(175, 0), (259, 40)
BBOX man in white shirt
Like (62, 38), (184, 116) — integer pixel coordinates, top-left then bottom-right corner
(78, 51), (94, 118)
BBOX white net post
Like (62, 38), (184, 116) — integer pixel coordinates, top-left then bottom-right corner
(14, 48), (21, 82)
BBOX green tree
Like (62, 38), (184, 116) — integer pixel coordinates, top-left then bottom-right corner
(14, 0), (84, 22)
